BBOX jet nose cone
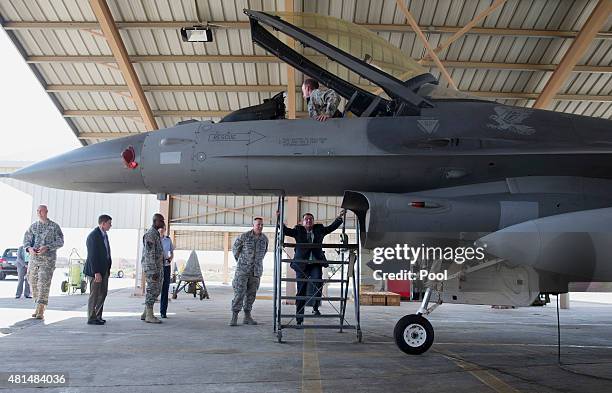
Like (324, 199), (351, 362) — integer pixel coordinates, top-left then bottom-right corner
(10, 134), (150, 193)
(9, 158), (61, 186)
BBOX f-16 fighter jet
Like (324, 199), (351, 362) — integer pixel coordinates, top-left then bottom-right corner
(7, 11), (612, 355)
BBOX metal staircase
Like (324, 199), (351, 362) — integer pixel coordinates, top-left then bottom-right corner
(273, 196), (362, 343)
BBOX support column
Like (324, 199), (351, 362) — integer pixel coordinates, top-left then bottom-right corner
(284, 0), (298, 306)
(133, 194), (148, 296)
(560, 293), (570, 309)
(285, 0), (296, 120)
(159, 195), (172, 232)
(169, 228), (176, 273)
(223, 232), (230, 285)
(285, 196), (299, 304)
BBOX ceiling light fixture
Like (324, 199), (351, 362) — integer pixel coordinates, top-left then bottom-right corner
(180, 25), (214, 42)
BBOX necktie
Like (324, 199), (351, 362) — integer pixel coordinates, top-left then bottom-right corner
(307, 232), (314, 261)
(103, 233), (110, 260)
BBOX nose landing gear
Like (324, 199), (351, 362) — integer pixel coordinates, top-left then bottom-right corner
(393, 287), (438, 355)
(393, 314), (434, 355)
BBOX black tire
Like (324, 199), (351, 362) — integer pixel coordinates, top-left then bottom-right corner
(80, 281), (87, 294)
(393, 314), (434, 355)
(117, 270), (124, 278)
(61, 281), (69, 293)
(0, 272), (5, 280)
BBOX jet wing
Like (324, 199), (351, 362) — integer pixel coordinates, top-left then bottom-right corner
(244, 9), (433, 116)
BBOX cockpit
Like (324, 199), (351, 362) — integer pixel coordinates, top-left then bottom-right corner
(217, 10), (487, 123)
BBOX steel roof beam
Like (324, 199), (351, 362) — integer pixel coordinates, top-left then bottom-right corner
(89, 0), (157, 130)
(4, 21), (611, 40)
(534, 0), (612, 109)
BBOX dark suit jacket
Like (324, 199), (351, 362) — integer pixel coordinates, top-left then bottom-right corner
(284, 217), (343, 270)
(84, 227), (112, 277)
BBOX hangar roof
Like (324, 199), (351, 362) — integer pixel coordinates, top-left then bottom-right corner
(1, 0), (610, 145)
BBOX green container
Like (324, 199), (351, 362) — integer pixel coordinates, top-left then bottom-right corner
(70, 263), (83, 284)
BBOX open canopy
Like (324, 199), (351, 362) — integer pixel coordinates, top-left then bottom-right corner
(246, 9), (440, 117)
(272, 11), (427, 83)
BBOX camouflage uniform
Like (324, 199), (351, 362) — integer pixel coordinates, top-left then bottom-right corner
(307, 88), (340, 118)
(231, 230), (268, 313)
(142, 226), (164, 306)
(23, 219), (64, 305)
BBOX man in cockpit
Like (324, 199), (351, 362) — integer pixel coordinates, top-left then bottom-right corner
(301, 78), (341, 121)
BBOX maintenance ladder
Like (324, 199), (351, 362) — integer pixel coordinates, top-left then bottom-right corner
(273, 195), (362, 343)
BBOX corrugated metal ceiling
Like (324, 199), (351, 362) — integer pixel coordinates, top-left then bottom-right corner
(1, 0), (610, 145)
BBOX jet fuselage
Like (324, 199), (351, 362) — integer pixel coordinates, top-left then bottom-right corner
(10, 101), (612, 196)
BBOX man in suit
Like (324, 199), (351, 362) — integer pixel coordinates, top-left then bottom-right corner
(283, 210), (345, 325)
(84, 214), (112, 325)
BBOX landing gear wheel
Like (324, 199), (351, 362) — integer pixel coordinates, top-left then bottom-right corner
(117, 270), (124, 278)
(61, 281), (69, 293)
(357, 329), (363, 343)
(277, 330), (283, 343)
(394, 314), (434, 355)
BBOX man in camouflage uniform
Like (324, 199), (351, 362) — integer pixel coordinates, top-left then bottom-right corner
(23, 205), (64, 319)
(140, 213), (165, 324)
(302, 78), (341, 121)
(230, 217), (268, 326)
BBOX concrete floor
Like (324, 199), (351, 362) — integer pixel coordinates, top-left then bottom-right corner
(1, 280), (612, 393)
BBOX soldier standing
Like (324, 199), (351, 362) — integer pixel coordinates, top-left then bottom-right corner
(140, 213), (165, 324)
(23, 205), (64, 319)
(230, 217), (268, 326)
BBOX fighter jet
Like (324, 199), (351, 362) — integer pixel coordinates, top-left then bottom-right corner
(6, 10), (612, 355)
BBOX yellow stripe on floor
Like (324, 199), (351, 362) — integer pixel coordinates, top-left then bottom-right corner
(438, 350), (520, 393)
(302, 328), (323, 393)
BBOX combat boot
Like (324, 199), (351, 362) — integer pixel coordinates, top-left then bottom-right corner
(243, 311), (258, 325)
(144, 305), (161, 324)
(229, 312), (239, 326)
(31, 305), (39, 318)
(35, 304), (45, 319)
(140, 306), (147, 321)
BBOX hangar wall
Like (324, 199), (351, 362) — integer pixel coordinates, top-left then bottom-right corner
(3, 178), (158, 230)
(2, 162), (159, 231)
(169, 195), (356, 229)
(168, 194), (363, 289)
